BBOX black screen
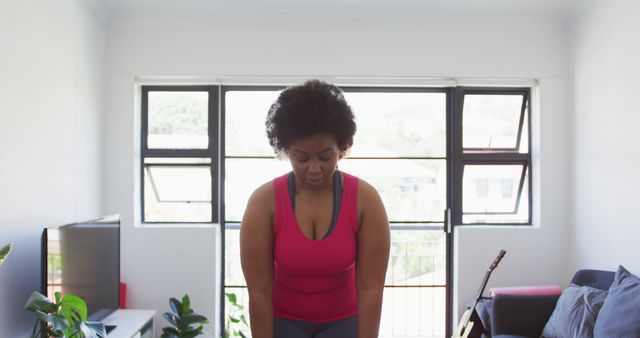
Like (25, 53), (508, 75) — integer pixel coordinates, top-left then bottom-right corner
(43, 215), (120, 321)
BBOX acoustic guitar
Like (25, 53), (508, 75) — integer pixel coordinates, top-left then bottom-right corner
(452, 249), (506, 338)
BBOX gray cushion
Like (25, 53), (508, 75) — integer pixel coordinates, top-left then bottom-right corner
(593, 265), (640, 338)
(541, 284), (607, 338)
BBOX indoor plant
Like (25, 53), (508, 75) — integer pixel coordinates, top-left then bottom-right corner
(0, 242), (12, 266)
(161, 294), (209, 338)
(224, 292), (248, 338)
(24, 291), (107, 338)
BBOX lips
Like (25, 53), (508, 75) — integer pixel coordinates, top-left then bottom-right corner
(305, 178), (324, 186)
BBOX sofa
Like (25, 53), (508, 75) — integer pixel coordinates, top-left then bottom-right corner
(490, 266), (640, 338)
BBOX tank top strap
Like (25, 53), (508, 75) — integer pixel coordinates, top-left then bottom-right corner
(272, 173), (290, 235)
(341, 172), (360, 233)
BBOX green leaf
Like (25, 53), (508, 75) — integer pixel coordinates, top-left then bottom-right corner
(169, 298), (182, 316)
(180, 313), (208, 326)
(63, 326), (74, 338)
(24, 291), (58, 314)
(239, 330), (248, 338)
(180, 326), (203, 338)
(34, 311), (70, 332)
(229, 316), (240, 323)
(83, 321), (108, 337)
(225, 293), (237, 305)
(49, 329), (65, 337)
(182, 294), (191, 314)
(240, 314), (248, 326)
(54, 291), (62, 304)
(59, 293), (88, 324)
(161, 334), (179, 338)
(162, 327), (179, 335)
(0, 243), (12, 266)
(163, 312), (178, 327)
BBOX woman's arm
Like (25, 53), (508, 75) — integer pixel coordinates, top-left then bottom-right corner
(356, 180), (390, 338)
(240, 183), (275, 338)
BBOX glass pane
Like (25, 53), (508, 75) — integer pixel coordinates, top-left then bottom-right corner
(463, 94), (524, 150)
(147, 91), (209, 149)
(340, 159), (446, 222)
(225, 158), (291, 222)
(224, 286), (250, 336)
(520, 101), (530, 153)
(225, 226), (245, 287)
(463, 165), (529, 224)
(387, 229), (446, 286)
(225, 227), (446, 338)
(343, 91), (447, 157)
(225, 90), (281, 156)
(143, 164), (211, 222)
(380, 286), (445, 338)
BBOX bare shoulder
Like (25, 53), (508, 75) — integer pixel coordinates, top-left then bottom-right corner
(249, 180), (275, 208)
(355, 177), (388, 225)
(241, 180), (275, 229)
(357, 177), (383, 206)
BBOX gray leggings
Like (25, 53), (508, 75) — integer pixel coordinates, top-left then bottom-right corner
(273, 316), (358, 338)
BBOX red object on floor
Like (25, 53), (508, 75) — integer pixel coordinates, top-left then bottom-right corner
(120, 282), (127, 309)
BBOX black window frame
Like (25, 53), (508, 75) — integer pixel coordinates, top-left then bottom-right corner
(140, 85), (220, 224)
(450, 87), (533, 226)
(138, 83), (534, 338)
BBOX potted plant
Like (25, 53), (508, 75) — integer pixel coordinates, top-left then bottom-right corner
(0, 242), (12, 266)
(24, 290), (107, 338)
(161, 294), (209, 338)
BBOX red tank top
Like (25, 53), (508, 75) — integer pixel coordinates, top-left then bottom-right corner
(272, 171), (359, 322)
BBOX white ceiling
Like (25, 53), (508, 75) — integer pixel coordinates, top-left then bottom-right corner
(97, 0), (589, 23)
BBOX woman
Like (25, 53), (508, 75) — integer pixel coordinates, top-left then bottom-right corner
(240, 80), (390, 338)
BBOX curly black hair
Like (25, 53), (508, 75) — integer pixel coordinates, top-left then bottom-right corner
(266, 79), (356, 157)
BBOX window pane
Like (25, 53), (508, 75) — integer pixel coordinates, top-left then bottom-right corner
(225, 158), (291, 222)
(143, 164), (211, 222)
(147, 91), (209, 149)
(463, 94), (524, 150)
(382, 229), (446, 337)
(387, 229), (446, 286)
(520, 101), (530, 153)
(225, 226), (245, 287)
(462, 164), (529, 224)
(380, 287), (445, 337)
(225, 90), (281, 156)
(343, 92), (447, 157)
(340, 159), (446, 222)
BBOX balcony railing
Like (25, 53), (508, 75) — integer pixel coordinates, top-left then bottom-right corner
(224, 225), (446, 338)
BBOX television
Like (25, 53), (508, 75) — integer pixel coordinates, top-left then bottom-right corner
(41, 214), (120, 322)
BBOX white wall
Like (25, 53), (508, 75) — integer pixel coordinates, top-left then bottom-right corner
(105, 16), (571, 334)
(0, 0), (106, 336)
(569, 0), (640, 273)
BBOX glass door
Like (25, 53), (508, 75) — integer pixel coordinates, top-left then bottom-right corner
(222, 86), (451, 338)
(341, 89), (449, 338)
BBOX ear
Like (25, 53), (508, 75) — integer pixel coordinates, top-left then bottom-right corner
(338, 149), (347, 159)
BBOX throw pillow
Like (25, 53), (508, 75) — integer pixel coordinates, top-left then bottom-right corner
(541, 284), (607, 338)
(593, 265), (640, 338)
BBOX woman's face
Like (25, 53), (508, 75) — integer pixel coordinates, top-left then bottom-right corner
(288, 133), (344, 191)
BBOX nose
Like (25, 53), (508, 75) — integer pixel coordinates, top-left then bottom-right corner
(307, 159), (322, 173)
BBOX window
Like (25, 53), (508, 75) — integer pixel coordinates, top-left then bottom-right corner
(140, 86), (219, 224)
(139, 83), (533, 338)
(452, 88), (532, 225)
